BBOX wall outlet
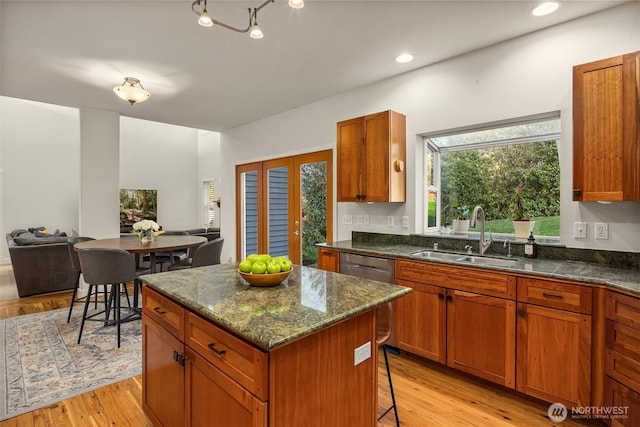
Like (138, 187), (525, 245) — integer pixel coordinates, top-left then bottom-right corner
(363, 215), (370, 226)
(342, 215), (352, 225)
(595, 222), (609, 240)
(355, 215), (363, 225)
(387, 216), (394, 227)
(354, 341), (371, 366)
(573, 222), (587, 239)
(401, 216), (409, 228)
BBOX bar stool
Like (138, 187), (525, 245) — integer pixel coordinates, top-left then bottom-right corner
(377, 302), (400, 426)
(66, 236), (102, 323)
(77, 248), (140, 348)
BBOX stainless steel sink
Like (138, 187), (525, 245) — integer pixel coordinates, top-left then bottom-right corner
(410, 250), (517, 267)
(410, 250), (465, 261)
(454, 255), (517, 267)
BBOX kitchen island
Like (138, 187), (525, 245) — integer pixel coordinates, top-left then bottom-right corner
(140, 263), (410, 427)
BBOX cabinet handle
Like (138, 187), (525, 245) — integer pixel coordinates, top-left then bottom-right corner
(446, 295), (453, 302)
(178, 354), (188, 367)
(173, 350), (179, 362)
(438, 293), (445, 299)
(153, 306), (167, 315)
(208, 343), (227, 357)
(517, 308), (526, 317)
(542, 293), (563, 300)
(572, 189), (582, 198)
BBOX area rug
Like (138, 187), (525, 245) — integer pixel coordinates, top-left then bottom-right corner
(0, 304), (141, 421)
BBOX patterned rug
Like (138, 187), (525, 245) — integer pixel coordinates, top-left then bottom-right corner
(0, 304), (141, 421)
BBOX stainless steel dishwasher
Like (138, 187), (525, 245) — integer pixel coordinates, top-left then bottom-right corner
(339, 252), (397, 346)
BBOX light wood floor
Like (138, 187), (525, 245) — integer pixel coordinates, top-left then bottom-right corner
(0, 290), (597, 427)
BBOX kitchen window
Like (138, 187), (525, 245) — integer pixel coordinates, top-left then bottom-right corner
(423, 112), (561, 237)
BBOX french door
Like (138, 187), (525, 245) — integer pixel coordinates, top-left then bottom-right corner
(236, 150), (333, 266)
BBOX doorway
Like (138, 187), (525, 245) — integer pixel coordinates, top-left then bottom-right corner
(235, 150), (333, 266)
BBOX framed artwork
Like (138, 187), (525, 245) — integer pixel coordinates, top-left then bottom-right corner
(119, 189), (157, 229)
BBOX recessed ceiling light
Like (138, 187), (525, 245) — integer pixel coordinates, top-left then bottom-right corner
(395, 53), (414, 64)
(531, 1), (560, 17)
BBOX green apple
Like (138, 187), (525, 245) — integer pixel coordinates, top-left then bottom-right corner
(246, 253), (260, 262)
(251, 261), (267, 274)
(279, 259), (292, 271)
(258, 254), (272, 264)
(238, 259), (253, 273)
(266, 261), (281, 274)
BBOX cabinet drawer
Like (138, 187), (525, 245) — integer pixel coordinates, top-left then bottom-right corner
(607, 291), (640, 330)
(186, 312), (268, 401)
(395, 260), (450, 287)
(606, 319), (640, 360)
(606, 349), (640, 393)
(395, 259), (515, 299)
(517, 277), (592, 314)
(142, 286), (185, 340)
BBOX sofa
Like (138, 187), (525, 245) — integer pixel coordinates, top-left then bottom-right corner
(6, 228), (78, 297)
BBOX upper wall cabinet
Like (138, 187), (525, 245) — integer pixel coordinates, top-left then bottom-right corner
(337, 110), (406, 202)
(572, 51), (640, 201)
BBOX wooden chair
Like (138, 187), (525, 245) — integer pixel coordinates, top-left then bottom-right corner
(377, 302), (399, 426)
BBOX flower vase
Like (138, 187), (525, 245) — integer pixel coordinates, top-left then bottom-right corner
(140, 233), (155, 244)
(513, 220), (534, 239)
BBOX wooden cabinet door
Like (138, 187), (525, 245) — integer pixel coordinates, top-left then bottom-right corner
(394, 279), (446, 363)
(516, 303), (592, 407)
(604, 377), (640, 427)
(336, 116), (364, 201)
(317, 247), (340, 272)
(363, 111), (391, 202)
(143, 316), (185, 427)
(185, 347), (267, 427)
(446, 290), (516, 388)
(573, 51), (640, 201)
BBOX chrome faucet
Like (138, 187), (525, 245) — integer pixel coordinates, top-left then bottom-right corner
(470, 205), (492, 256)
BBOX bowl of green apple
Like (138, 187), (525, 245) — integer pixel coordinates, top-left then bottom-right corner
(238, 254), (293, 287)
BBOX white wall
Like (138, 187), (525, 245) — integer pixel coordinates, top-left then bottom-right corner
(119, 117), (200, 231)
(1, 102), (212, 264)
(219, 3), (640, 261)
(0, 97), (80, 263)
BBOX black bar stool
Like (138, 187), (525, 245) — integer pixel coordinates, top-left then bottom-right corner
(377, 302), (400, 427)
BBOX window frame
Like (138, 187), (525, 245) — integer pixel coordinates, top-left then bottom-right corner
(421, 113), (561, 237)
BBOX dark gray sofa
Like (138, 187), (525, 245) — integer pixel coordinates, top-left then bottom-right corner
(6, 229), (78, 297)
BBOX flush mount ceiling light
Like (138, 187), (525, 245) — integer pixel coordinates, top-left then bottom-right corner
(192, 0), (303, 39)
(113, 77), (150, 105)
(531, 1), (560, 16)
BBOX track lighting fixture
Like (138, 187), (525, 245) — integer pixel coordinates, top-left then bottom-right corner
(191, 0), (303, 39)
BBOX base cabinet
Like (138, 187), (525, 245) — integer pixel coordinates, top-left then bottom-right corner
(516, 303), (592, 407)
(393, 260), (516, 389)
(143, 286), (378, 427)
(447, 290), (515, 388)
(317, 247), (340, 273)
(185, 347), (267, 427)
(604, 290), (640, 427)
(393, 279), (446, 363)
(143, 316), (185, 427)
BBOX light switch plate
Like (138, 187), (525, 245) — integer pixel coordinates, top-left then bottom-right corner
(573, 222), (587, 239)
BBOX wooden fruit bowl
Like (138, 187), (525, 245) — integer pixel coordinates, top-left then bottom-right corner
(238, 268), (292, 287)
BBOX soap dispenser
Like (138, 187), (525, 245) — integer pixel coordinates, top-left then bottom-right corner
(524, 232), (537, 258)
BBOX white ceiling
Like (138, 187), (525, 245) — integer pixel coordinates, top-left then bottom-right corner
(0, 0), (628, 132)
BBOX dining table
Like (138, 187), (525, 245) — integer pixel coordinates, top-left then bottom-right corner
(74, 234), (207, 310)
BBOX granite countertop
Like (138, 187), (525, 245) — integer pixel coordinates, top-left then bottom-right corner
(320, 240), (640, 295)
(140, 263), (411, 350)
